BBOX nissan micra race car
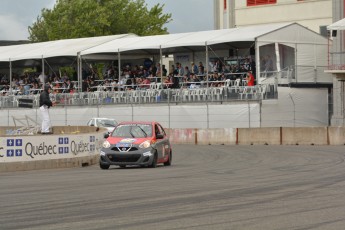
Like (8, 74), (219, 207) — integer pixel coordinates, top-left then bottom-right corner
(99, 121), (172, 169)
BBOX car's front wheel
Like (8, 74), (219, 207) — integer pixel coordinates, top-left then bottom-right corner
(149, 152), (157, 168)
(100, 162), (110, 170)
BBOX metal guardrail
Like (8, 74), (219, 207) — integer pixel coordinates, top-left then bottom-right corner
(259, 66), (295, 85)
(0, 85), (277, 109)
(328, 52), (345, 70)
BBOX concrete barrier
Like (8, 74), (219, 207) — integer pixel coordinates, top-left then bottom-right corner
(328, 127), (345, 145)
(282, 127), (328, 145)
(166, 127), (342, 146)
(167, 128), (196, 144)
(238, 127), (281, 145)
(197, 128), (237, 145)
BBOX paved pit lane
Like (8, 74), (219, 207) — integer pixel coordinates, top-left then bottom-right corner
(1, 145), (345, 230)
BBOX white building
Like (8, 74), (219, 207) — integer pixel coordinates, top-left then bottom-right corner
(214, 0), (332, 35)
(326, 0), (345, 126)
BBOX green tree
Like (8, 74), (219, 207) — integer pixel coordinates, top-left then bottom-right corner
(28, 0), (172, 42)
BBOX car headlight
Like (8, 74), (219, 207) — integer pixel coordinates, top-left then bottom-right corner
(103, 140), (111, 148)
(139, 140), (151, 149)
(100, 151), (106, 156)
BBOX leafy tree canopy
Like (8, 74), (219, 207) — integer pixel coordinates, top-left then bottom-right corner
(28, 0), (172, 42)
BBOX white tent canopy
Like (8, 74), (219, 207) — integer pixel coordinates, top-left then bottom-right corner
(80, 23), (293, 56)
(327, 18), (345, 31)
(207, 23), (291, 45)
(1, 23), (303, 61)
(0, 41), (54, 62)
(0, 34), (136, 62)
(0, 23), (328, 61)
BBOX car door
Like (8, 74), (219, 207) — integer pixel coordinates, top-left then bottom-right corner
(154, 123), (169, 161)
(159, 124), (170, 161)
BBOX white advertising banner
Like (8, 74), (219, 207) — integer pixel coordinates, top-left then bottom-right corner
(0, 133), (104, 163)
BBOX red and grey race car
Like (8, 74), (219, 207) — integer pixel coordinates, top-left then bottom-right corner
(99, 121), (172, 169)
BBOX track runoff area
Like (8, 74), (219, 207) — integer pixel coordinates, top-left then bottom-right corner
(1, 144), (345, 229)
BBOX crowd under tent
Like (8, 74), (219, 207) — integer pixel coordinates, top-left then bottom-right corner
(0, 22), (332, 90)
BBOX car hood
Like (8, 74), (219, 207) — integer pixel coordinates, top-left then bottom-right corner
(107, 137), (153, 145)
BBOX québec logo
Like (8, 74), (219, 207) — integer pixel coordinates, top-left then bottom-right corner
(58, 137), (69, 154)
(6, 139), (23, 157)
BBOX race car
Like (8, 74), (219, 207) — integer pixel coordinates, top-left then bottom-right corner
(99, 121), (172, 169)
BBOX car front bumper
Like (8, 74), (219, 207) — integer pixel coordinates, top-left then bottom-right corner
(100, 146), (154, 166)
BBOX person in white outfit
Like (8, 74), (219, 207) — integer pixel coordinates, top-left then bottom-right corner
(39, 84), (55, 134)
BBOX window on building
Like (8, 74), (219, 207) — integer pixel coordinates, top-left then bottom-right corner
(247, 0), (277, 6)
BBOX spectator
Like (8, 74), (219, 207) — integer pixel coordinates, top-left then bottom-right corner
(39, 84), (55, 134)
(82, 79), (90, 92)
(246, 71), (255, 86)
(38, 71), (48, 85)
(176, 62), (184, 77)
(162, 65), (167, 77)
(191, 62), (198, 74)
(171, 74), (180, 89)
(141, 77), (151, 89)
(198, 62), (205, 74)
(184, 66), (190, 79)
(243, 58), (251, 71)
(163, 74), (173, 88)
(65, 79), (74, 93)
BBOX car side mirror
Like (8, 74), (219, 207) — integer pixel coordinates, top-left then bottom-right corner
(104, 133), (109, 138)
(156, 134), (164, 139)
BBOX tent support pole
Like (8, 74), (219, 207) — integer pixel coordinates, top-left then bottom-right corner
(118, 50), (121, 86)
(42, 56), (45, 86)
(160, 46), (163, 83)
(9, 59), (12, 95)
(255, 39), (260, 84)
(77, 52), (81, 92)
(295, 43), (298, 83)
(275, 42), (281, 83)
(206, 42), (209, 91)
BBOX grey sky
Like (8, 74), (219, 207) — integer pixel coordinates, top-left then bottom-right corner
(0, 0), (214, 41)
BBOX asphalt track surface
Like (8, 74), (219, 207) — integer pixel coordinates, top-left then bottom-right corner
(1, 145), (345, 230)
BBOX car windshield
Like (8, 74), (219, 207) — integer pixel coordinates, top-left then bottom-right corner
(111, 124), (152, 138)
(97, 119), (117, 127)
